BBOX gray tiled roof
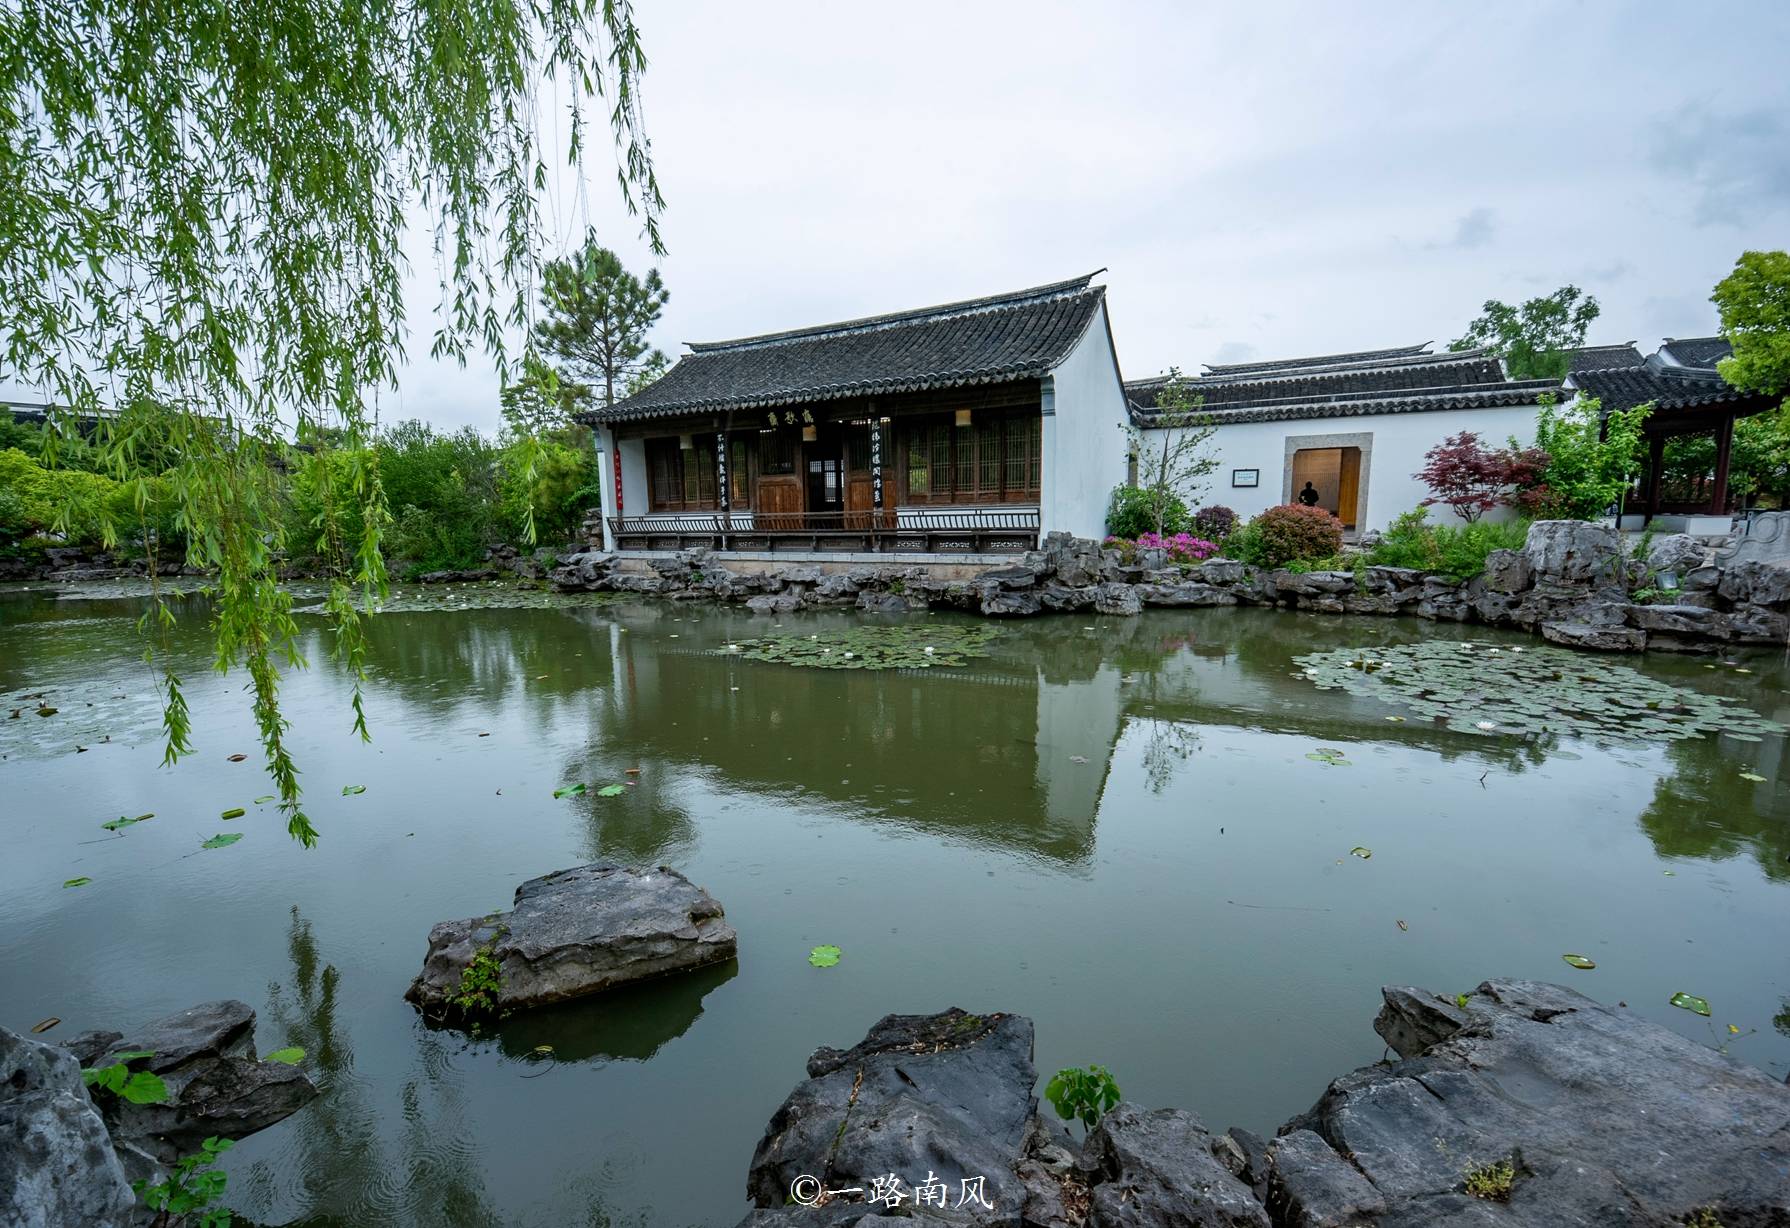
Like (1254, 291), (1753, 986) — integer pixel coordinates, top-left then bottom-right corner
(575, 274), (1106, 424)
(1658, 336), (1732, 369)
(1126, 344), (1556, 425)
(1571, 364), (1756, 415)
(1201, 344), (1432, 376)
(1567, 343), (1645, 373)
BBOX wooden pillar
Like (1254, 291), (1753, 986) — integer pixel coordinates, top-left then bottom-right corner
(1645, 433), (1666, 522)
(1711, 413), (1734, 516)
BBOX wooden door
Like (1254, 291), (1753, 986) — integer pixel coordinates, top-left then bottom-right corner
(1337, 447), (1362, 529)
(756, 476), (803, 530)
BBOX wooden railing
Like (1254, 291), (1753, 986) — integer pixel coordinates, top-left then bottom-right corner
(607, 508), (1040, 553)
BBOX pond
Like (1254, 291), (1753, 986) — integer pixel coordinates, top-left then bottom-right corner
(3, 582), (1788, 1227)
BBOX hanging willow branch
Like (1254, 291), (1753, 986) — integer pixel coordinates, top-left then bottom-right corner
(2, 0), (663, 845)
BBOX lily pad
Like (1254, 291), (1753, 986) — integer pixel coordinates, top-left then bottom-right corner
(1291, 641), (1785, 744)
(1307, 747), (1351, 767)
(1669, 991), (1712, 1017)
(220, 807), (246, 820)
(100, 814), (152, 832)
(721, 624), (998, 671)
(341, 784), (366, 796)
(63, 876), (92, 888)
(807, 944), (842, 968)
(1561, 954), (1597, 970)
(201, 833), (243, 849)
(552, 783), (587, 798)
(596, 784), (627, 797)
(262, 1047), (305, 1065)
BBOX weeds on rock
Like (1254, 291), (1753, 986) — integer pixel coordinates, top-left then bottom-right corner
(1463, 1157), (1516, 1201)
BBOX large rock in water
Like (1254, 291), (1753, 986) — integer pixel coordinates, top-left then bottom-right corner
(67, 999), (319, 1167)
(744, 1009), (1040, 1224)
(1, 1026), (135, 1228)
(1275, 979), (1790, 1226)
(406, 863), (737, 1015)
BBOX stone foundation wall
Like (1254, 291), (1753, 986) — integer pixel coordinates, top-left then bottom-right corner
(551, 521), (1790, 654)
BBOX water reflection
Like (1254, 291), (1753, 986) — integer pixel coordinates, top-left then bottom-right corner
(241, 909), (705, 1227)
(487, 960), (737, 1063)
(1639, 736), (1790, 879)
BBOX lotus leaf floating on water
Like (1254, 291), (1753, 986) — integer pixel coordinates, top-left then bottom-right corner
(720, 624), (998, 670)
(1292, 641), (1783, 744)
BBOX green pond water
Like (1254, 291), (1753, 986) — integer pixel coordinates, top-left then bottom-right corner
(3, 582), (1788, 1227)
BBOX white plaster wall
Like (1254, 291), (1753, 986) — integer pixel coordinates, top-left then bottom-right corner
(618, 436), (649, 521)
(593, 427), (618, 549)
(1042, 299), (1131, 537)
(1144, 402), (1546, 531)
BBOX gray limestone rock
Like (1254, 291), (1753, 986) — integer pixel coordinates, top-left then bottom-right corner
(745, 1009), (1037, 1224)
(1281, 977), (1790, 1226)
(1265, 1129), (1387, 1228)
(1719, 559), (1790, 607)
(1626, 603), (1730, 638)
(1479, 549), (1533, 594)
(1081, 1102), (1268, 1227)
(83, 1000), (320, 1163)
(1540, 620), (1646, 652)
(1, 1027), (135, 1228)
(1645, 532), (1706, 575)
(1523, 519), (1625, 586)
(979, 588), (1043, 617)
(1093, 584), (1142, 616)
(406, 864), (737, 1015)
(1133, 582), (1240, 608)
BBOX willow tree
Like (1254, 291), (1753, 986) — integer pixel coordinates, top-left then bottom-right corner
(2, 0), (663, 844)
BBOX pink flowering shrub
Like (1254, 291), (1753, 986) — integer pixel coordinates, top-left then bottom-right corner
(1103, 532), (1219, 565)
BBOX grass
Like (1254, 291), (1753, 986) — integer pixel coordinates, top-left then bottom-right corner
(1463, 1158), (1516, 1201)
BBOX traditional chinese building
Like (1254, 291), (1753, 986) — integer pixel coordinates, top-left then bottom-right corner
(574, 274), (1130, 554)
(1569, 336), (1782, 533)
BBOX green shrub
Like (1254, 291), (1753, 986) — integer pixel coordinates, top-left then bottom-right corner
(0, 446), (176, 548)
(1366, 507), (1529, 580)
(1106, 485), (1190, 538)
(1045, 1064), (1121, 1132)
(496, 432), (600, 545)
(1191, 504), (1237, 539)
(1247, 504), (1344, 567)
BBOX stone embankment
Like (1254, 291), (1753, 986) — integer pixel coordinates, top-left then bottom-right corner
(735, 980), (1790, 1226)
(552, 521), (1790, 653)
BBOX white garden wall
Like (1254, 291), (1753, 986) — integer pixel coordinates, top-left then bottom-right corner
(1041, 299), (1132, 538)
(1145, 402), (1547, 532)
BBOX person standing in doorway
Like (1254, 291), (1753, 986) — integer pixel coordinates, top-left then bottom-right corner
(1297, 481), (1321, 507)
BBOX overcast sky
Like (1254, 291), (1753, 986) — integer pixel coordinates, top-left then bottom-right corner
(17, 2), (1788, 429)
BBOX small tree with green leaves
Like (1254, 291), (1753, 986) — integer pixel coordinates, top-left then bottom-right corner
(1517, 394), (1649, 519)
(534, 232), (669, 409)
(1120, 369), (1219, 536)
(1452, 286), (1601, 380)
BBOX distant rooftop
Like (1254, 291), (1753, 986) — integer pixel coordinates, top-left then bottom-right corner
(1658, 336), (1732, 370)
(575, 274), (1107, 424)
(1126, 343), (1559, 425)
(1566, 343), (1646, 374)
